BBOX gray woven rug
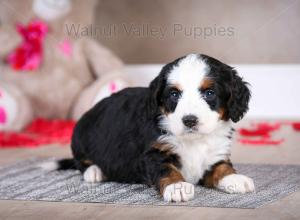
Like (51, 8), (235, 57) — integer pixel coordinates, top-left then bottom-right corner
(0, 158), (300, 209)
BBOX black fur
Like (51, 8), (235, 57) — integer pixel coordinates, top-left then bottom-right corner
(71, 86), (185, 189)
(56, 158), (76, 170)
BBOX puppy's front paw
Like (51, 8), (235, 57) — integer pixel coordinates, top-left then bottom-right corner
(217, 174), (255, 194)
(83, 165), (103, 183)
(163, 182), (194, 202)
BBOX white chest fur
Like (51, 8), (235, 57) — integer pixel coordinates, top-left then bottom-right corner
(162, 123), (233, 184)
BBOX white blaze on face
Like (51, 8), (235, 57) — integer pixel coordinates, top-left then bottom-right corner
(161, 54), (220, 136)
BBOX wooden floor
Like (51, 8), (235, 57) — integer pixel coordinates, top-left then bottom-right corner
(0, 119), (300, 220)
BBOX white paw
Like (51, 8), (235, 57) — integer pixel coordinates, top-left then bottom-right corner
(83, 165), (103, 183)
(163, 182), (194, 202)
(217, 174), (255, 194)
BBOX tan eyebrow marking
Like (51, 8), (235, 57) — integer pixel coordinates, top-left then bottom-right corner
(200, 78), (214, 90)
(172, 83), (183, 91)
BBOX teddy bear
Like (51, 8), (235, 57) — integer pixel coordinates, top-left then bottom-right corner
(0, 0), (131, 131)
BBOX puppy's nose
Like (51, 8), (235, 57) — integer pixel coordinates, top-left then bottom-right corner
(182, 115), (198, 128)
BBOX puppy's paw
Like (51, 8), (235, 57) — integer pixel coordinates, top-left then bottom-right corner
(217, 174), (255, 194)
(163, 182), (194, 202)
(83, 165), (103, 183)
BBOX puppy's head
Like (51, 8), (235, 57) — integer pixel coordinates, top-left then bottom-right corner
(150, 54), (250, 136)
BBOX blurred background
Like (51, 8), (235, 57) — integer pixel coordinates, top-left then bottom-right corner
(95, 0), (300, 64)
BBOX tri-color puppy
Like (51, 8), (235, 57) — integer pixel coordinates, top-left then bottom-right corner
(43, 53), (254, 202)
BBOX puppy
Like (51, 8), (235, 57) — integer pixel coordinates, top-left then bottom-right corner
(43, 54), (254, 202)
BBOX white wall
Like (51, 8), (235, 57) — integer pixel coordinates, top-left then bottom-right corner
(125, 64), (300, 119)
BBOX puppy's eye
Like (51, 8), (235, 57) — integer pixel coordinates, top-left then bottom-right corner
(169, 90), (180, 101)
(203, 89), (216, 101)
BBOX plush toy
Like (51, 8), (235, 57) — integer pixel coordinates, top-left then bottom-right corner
(0, 0), (131, 131)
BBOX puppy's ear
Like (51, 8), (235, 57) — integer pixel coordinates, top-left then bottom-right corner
(148, 57), (182, 113)
(226, 69), (251, 122)
(149, 72), (165, 109)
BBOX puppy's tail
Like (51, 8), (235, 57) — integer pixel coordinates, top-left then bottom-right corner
(39, 158), (77, 171)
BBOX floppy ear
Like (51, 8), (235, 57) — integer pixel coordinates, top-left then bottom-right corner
(148, 57), (182, 113)
(227, 69), (251, 123)
(149, 72), (165, 110)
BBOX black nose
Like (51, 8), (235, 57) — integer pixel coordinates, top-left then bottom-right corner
(182, 115), (198, 128)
